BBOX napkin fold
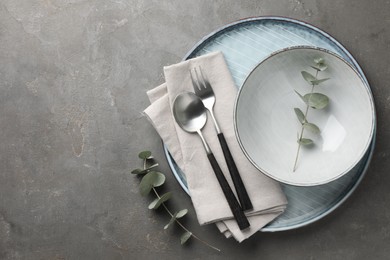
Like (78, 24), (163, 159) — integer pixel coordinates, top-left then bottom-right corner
(144, 51), (287, 242)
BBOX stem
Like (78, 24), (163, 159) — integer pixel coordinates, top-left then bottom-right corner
(151, 188), (221, 252)
(144, 159), (221, 252)
(293, 70), (319, 172)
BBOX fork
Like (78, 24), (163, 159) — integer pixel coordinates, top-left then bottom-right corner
(190, 67), (253, 211)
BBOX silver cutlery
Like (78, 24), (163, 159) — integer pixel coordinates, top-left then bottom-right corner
(190, 67), (253, 211)
(172, 92), (250, 230)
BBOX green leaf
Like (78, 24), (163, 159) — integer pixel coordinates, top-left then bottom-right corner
(301, 71), (316, 84)
(145, 163), (159, 172)
(303, 122), (320, 134)
(139, 178), (153, 196)
(180, 231), (192, 245)
(139, 171), (166, 196)
(318, 63), (328, 71)
(294, 108), (306, 124)
(314, 57), (325, 64)
(311, 78), (330, 85)
(145, 159), (158, 169)
(310, 65), (321, 71)
(164, 209), (188, 229)
(294, 90), (306, 103)
(131, 164), (158, 175)
(298, 138), (314, 145)
(312, 58), (327, 71)
(303, 93), (329, 109)
(164, 209), (187, 230)
(176, 209), (188, 219)
(164, 212), (178, 230)
(138, 151), (152, 159)
(148, 192), (172, 209)
(148, 163), (159, 169)
(131, 168), (143, 175)
(302, 70), (329, 85)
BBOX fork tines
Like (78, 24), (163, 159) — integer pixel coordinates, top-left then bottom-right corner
(190, 67), (212, 96)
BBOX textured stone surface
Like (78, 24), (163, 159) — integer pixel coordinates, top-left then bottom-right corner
(0, 0), (389, 259)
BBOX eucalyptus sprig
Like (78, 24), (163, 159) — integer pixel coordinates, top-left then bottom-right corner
(132, 151), (220, 251)
(293, 58), (330, 172)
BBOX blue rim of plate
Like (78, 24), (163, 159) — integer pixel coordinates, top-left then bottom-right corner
(162, 16), (376, 232)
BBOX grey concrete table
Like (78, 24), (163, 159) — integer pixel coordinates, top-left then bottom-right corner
(0, 1), (389, 259)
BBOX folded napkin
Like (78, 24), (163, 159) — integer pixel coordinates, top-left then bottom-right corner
(144, 51), (287, 242)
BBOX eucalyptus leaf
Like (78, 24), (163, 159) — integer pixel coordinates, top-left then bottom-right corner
(294, 108), (306, 124)
(139, 176), (153, 196)
(139, 184), (151, 197)
(298, 138), (314, 145)
(180, 231), (192, 245)
(148, 192), (172, 209)
(164, 209), (187, 230)
(149, 171), (166, 187)
(313, 58), (327, 71)
(303, 93), (329, 109)
(318, 63), (328, 71)
(139, 171), (166, 196)
(163, 222), (172, 230)
(138, 151), (152, 159)
(176, 209), (188, 219)
(314, 57), (325, 64)
(145, 159), (158, 169)
(310, 65), (321, 71)
(131, 164), (158, 175)
(294, 90), (305, 99)
(164, 212), (178, 230)
(295, 90), (309, 106)
(311, 78), (330, 85)
(144, 160), (158, 171)
(131, 168), (143, 175)
(148, 163), (159, 169)
(301, 71), (316, 84)
(303, 122), (320, 134)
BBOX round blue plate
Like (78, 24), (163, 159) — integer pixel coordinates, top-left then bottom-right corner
(163, 17), (376, 232)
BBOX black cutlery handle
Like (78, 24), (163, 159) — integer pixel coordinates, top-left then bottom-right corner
(218, 133), (253, 211)
(207, 153), (250, 230)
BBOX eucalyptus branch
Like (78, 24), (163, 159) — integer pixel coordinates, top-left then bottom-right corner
(293, 71), (318, 172)
(132, 151), (220, 252)
(151, 188), (221, 251)
(293, 58), (330, 172)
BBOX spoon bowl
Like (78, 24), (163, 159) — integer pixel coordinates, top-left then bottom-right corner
(173, 92), (207, 133)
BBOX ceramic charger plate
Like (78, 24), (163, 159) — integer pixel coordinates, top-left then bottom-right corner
(163, 17), (377, 231)
(235, 47), (375, 186)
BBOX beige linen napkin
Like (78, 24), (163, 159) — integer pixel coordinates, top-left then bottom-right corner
(144, 51), (287, 242)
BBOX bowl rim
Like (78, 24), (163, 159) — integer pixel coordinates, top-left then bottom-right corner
(233, 45), (376, 186)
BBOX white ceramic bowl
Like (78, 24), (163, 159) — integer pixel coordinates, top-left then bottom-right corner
(234, 47), (375, 186)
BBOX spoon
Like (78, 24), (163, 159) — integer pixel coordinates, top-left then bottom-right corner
(173, 92), (250, 230)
